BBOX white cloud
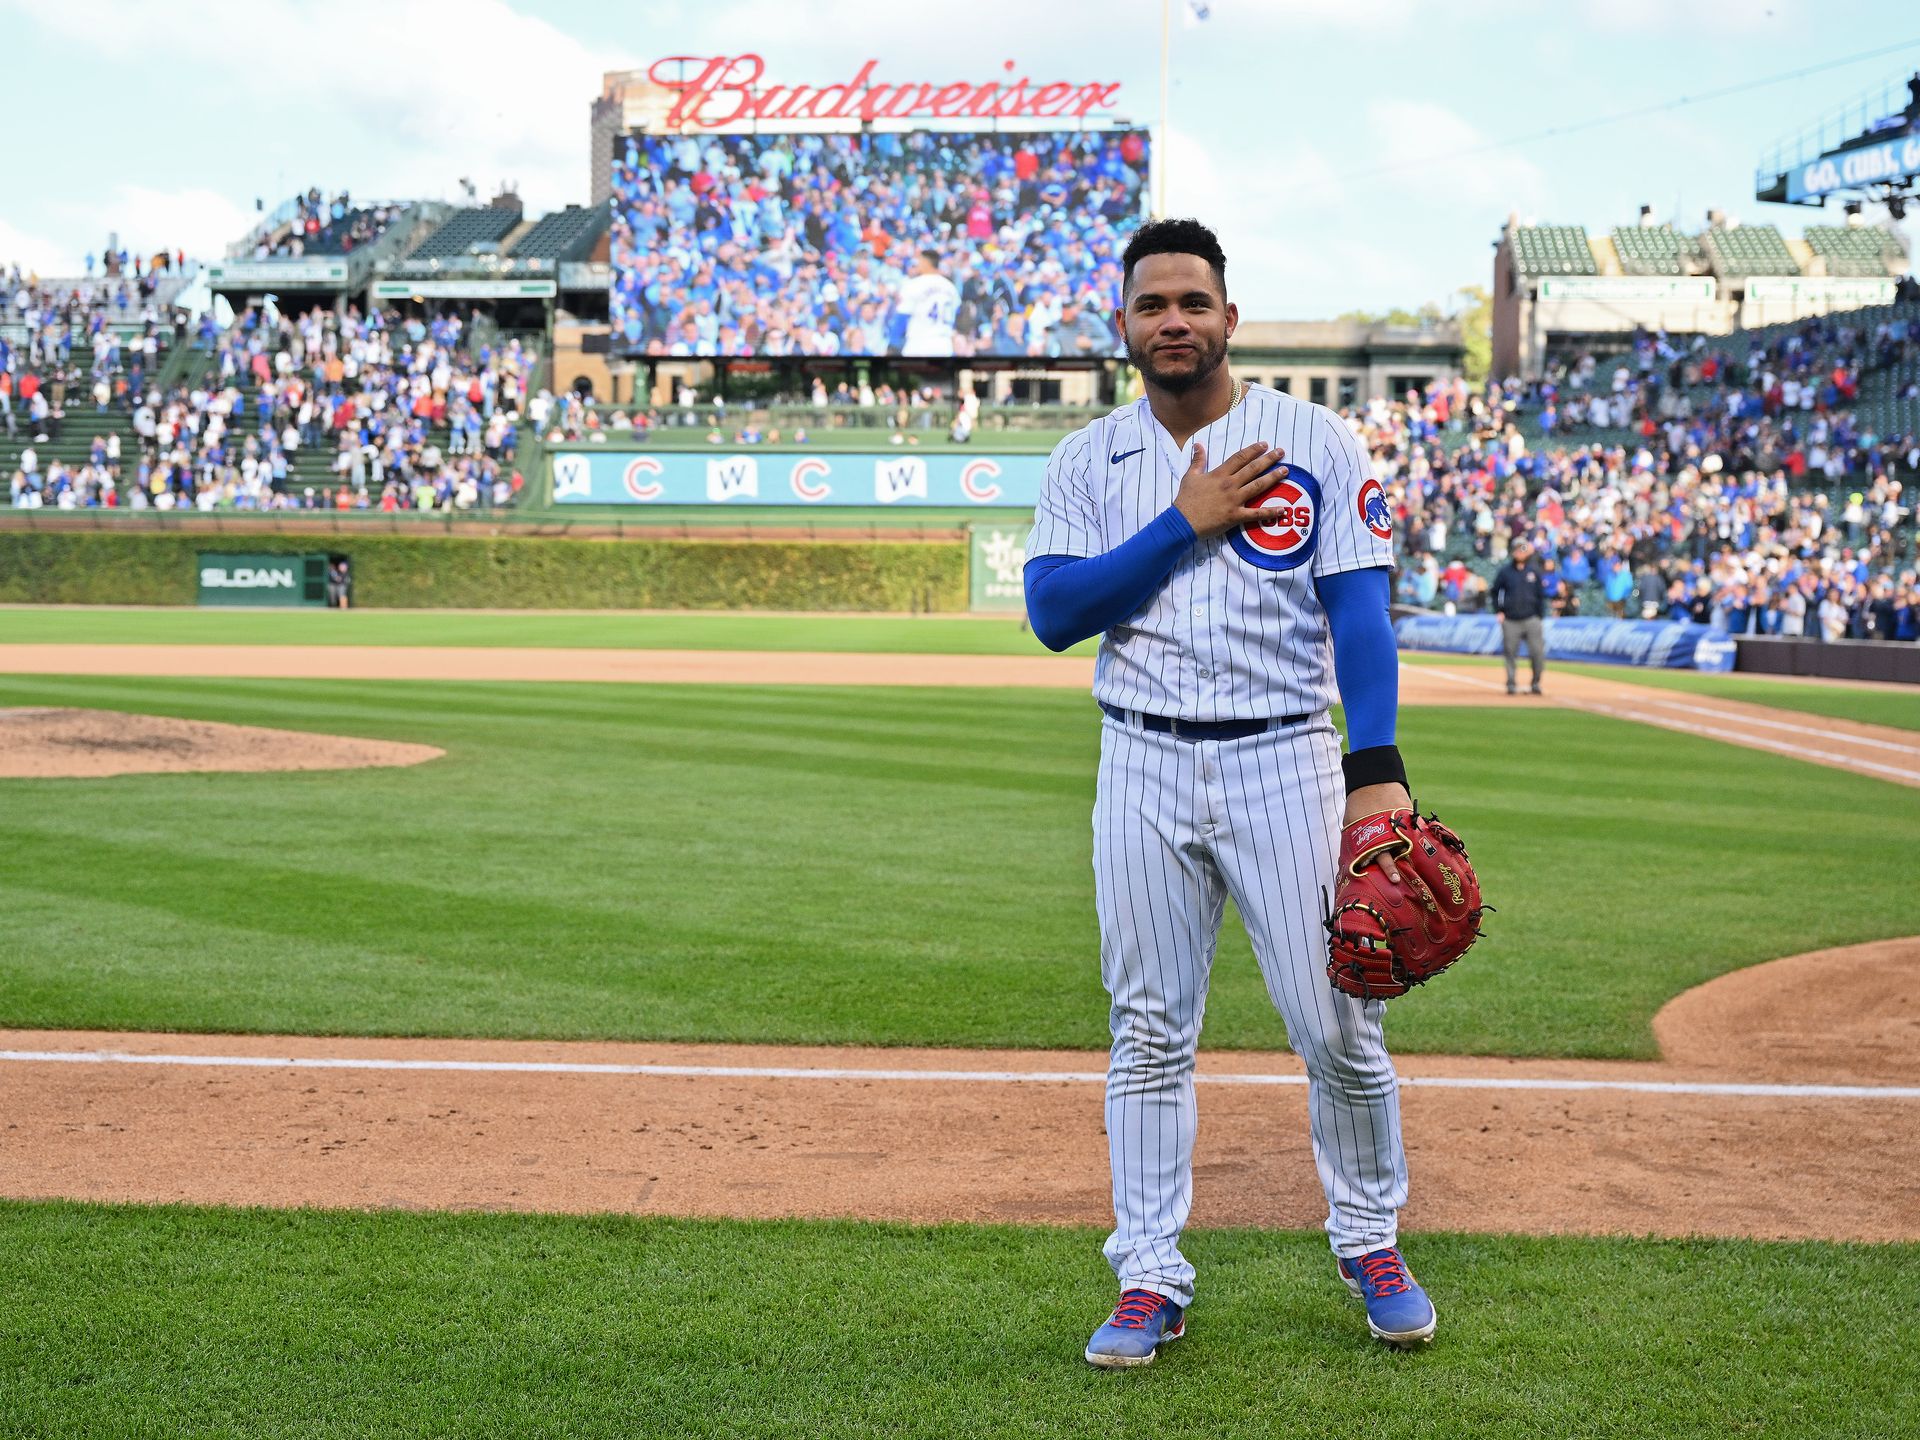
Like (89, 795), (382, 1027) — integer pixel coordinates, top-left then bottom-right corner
(1577, 0), (1798, 32)
(592, 0), (1461, 115)
(1363, 99), (1545, 208)
(42, 186), (258, 272)
(5, 0), (632, 223)
(1171, 99), (1539, 315)
(0, 216), (77, 276)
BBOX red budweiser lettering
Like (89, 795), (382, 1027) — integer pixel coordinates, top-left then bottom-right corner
(647, 55), (1123, 130)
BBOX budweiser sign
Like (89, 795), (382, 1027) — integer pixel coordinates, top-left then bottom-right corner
(646, 55), (1123, 130)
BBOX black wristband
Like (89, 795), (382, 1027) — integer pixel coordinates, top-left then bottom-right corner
(1342, 744), (1408, 795)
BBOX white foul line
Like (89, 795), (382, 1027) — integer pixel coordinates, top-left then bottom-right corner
(1629, 696), (1920, 756)
(1575, 703), (1920, 783)
(2, 1049), (1915, 1100)
(1407, 665), (1920, 782)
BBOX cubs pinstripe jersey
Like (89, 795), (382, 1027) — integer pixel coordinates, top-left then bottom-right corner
(1027, 384), (1395, 722)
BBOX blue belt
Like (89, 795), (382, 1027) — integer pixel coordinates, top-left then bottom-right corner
(1100, 702), (1313, 741)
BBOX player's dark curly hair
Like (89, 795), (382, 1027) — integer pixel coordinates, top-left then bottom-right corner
(1121, 218), (1227, 300)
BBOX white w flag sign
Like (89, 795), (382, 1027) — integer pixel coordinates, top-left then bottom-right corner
(1184, 0), (1212, 25)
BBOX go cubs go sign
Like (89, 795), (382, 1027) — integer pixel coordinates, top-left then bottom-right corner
(648, 55), (1123, 129)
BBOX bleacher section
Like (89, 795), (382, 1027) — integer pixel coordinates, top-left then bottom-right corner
(1654, 301), (1916, 444)
(508, 205), (607, 265)
(1610, 224), (1701, 276)
(408, 207), (522, 261)
(1804, 226), (1898, 278)
(1, 272), (195, 322)
(1507, 226), (1596, 277)
(0, 330), (182, 486)
(300, 207), (380, 255)
(1700, 225), (1798, 279)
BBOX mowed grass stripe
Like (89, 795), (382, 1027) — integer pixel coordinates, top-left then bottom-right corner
(2, 1202), (1912, 1440)
(1400, 652), (1919, 733)
(1558, 662), (1920, 733)
(0, 607), (1096, 655)
(1, 677), (1914, 1058)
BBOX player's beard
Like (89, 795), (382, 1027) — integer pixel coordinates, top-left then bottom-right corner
(1132, 330), (1228, 394)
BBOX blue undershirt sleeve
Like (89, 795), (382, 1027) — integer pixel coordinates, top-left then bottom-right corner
(1023, 505), (1196, 652)
(1314, 565), (1398, 750)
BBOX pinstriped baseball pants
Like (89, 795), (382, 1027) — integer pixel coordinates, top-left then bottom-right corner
(1093, 713), (1407, 1307)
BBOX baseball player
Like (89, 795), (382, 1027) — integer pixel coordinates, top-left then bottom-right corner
(894, 249), (961, 357)
(1024, 218), (1435, 1362)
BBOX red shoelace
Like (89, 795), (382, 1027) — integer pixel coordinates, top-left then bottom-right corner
(1352, 1250), (1412, 1297)
(1110, 1290), (1172, 1329)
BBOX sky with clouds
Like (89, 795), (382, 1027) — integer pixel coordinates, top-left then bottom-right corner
(1, 0), (1916, 318)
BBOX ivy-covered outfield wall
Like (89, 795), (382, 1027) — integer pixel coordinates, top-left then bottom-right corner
(0, 532), (970, 612)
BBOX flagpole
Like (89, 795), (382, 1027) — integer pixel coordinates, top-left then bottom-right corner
(1157, 0), (1170, 218)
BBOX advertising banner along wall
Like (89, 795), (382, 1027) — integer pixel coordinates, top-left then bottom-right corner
(968, 522), (1029, 612)
(1394, 613), (1736, 671)
(550, 449), (1044, 508)
(196, 552), (330, 608)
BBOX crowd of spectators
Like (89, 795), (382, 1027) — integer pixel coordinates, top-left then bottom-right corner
(7, 303), (531, 514)
(609, 129), (1147, 358)
(531, 375), (965, 447)
(4, 257), (187, 328)
(258, 189), (401, 258)
(1368, 312), (1920, 642)
(1, 257), (191, 446)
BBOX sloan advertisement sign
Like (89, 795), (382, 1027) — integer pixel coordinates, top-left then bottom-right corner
(196, 552), (329, 607)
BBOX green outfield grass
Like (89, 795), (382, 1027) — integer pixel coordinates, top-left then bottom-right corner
(1400, 652), (1919, 732)
(9, 609), (1910, 731)
(0, 607), (1090, 655)
(1557, 662), (1920, 732)
(2, 1201), (1910, 1440)
(2, 676), (1914, 1059)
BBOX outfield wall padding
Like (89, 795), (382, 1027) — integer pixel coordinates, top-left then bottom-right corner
(0, 532), (968, 612)
(1394, 613), (1737, 671)
(1734, 635), (1920, 685)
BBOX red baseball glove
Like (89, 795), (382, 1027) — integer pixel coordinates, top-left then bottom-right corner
(1325, 808), (1487, 1001)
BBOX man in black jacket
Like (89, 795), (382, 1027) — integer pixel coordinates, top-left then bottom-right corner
(1492, 537), (1548, 695)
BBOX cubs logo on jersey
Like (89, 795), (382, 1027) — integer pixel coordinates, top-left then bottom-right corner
(1358, 477), (1393, 540)
(1228, 464), (1322, 572)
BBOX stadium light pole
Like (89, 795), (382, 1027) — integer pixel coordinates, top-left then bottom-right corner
(1157, 0), (1170, 218)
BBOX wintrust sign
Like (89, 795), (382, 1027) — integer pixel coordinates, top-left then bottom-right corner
(648, 55), (1123, 130)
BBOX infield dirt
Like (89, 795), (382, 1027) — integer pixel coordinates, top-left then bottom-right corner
(3, 938), (1914, 1245)
(4, 644), (1914, 1245)
(0, 707), (443, 778)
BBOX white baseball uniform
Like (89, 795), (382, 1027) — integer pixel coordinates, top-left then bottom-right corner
(897, 270), (960, 356)
(1028, 384), (1403, 1307)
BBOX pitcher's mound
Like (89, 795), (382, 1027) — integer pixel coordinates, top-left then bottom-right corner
(0, 708), (443, 779)
(1652, 937), (1920, 1086)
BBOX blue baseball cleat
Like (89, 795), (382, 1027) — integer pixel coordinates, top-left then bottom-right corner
(1338, 1246), (1437, 1347)
(1084, 1288), (1186, 1368)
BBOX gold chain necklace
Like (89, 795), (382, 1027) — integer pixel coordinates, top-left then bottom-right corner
(1229, 376), (1246, 409)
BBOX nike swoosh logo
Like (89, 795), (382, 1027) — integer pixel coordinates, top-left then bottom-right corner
(1110, 446), (1144, 464)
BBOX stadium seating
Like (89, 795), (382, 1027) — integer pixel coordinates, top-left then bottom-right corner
(0, 331), (183, 488)
(1803, 226), (1897, 278)
(1507, 226), (1597, 277)
(508, 205), (606, 265)
(299, 208), (379, 255)
(1609, 224), (1701, 276)
(408, 207), (522, 261)
(1700, 225), (1799, 278)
